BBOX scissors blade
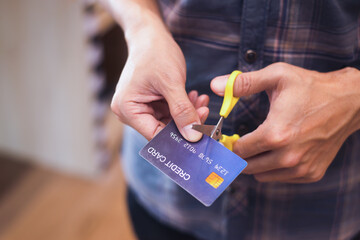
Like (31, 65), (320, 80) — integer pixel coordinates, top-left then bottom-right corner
(192, 124), (216, 137)
(210, 116), (224, 141)
(192, 117), (224, 141)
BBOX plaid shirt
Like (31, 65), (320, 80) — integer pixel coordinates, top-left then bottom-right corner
(122, 1), (360, 239)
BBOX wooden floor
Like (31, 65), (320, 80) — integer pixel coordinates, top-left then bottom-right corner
(0, 158), (137, 240)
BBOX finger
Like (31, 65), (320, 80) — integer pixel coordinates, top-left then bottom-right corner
(195, 94), (210, 108)
(242, 147), (303, 175)
(278, 167), (326, 184)
(252, 164), (306, 182)
(188, 90), (198, 106)
(196, 106), (209, 124)
(242, 151), (280, 174)
(117, 104), (164, 141)
(233, 124), (272, 158)
(132, 114), (166, 140)
(210, 75), (228, 96)
(211, 67), (278, 97)
(252, 175), (319, 183)
(118, 100), (169, 140)
(138, 100), (176, 127)
(163, 88), (202, 142)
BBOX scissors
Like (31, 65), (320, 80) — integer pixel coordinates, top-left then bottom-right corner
(192, 70), (241, 151)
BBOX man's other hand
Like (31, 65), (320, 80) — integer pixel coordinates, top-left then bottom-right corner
(211, 63), (360, 183)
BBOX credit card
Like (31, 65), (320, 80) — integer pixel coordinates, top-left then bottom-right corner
(139, 121), (247, 206)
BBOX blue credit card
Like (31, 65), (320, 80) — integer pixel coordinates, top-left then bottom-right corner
(139, 121), (247, 206)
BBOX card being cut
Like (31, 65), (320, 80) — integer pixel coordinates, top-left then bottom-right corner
(139, 121), (247, 206)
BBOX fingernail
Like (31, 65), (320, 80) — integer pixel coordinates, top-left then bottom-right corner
(182, 123), (202, 142)
(211, 77), (227, 94)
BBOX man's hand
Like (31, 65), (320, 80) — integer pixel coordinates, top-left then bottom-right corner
(111, 26), (209, 141)
(105, 0), (209, 142)
(211, 63), (360, 183)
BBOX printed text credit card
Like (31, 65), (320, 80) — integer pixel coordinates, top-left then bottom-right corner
(139, 121), (247, 206)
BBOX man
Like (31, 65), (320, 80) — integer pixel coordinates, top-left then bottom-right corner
(102, 0), (360, 239)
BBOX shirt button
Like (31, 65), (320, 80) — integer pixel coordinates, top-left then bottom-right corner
(244, 49), (257, 63)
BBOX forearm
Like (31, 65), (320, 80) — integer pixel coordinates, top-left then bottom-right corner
(100, 0), (168, 45)
(349, 67), (360, 132)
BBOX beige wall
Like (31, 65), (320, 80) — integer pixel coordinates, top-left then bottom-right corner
(0, 0), (101, 177)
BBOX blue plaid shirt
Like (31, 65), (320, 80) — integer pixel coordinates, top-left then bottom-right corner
(122, 1), (360, 239)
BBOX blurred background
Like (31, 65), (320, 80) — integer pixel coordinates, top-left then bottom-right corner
(0, 0), (136, 239)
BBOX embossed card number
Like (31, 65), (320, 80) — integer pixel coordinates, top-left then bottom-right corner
(139, 121), (247, 206)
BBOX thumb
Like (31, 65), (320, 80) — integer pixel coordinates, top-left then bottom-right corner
(164, 88), (202, 142)
(211, 67), (277, 97)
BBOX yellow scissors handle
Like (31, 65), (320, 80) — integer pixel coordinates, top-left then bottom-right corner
(219, 70), (242, 151)
(220, 134), (240, 152)
(219, 70), (242, 118)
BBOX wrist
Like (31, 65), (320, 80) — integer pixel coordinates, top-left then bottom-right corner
(124, 14), (170, 51)
(125, 5), (167, 35)
(102, 0), (170, 48)
(336, 67), (360, 133)
(352, 67), (360, 131)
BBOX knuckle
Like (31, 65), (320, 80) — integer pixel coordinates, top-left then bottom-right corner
(262, 132), (273, 148)
(307, 170), (325, 182)
(265, 127), (293, 148)
(171, 100), (194, 119)
(233, 141), (244, 156)
(156, 70), (185, 92)
(235, 74), (252, 96)
(110, 94), (128, 122)
(343, 66), (356, 74)
(110, 96), (121, 116)
(293, 164), (309, 178)
(279, 154), (300, 168)
(271, 62), (289, 73)
(307, 164), (317, 175)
